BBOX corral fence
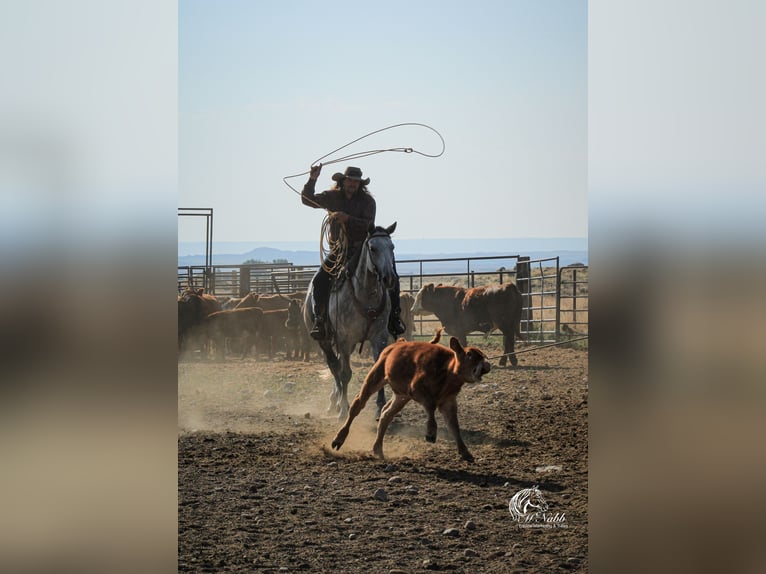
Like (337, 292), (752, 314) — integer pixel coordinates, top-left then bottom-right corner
(177, 254), (588, 343)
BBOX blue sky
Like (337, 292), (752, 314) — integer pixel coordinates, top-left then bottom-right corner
(178, 0), (587, 243)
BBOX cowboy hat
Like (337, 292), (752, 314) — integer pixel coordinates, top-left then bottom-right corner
(331, 166), (370, 185)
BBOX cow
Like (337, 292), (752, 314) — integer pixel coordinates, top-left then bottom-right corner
(235, 292), (306, 312)
(203, 307), (263, 360)
(331, 330), (491, 462)
(399, 292), (415, 341)
(285, 298), (312, 361)
(411, 282), (523, 367)
(221, 297), (242, 310)
(251, 308), (294, 360)
(178, 288), (222, 356)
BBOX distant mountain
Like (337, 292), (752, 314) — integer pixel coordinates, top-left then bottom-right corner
(178, 247), (320, 267)
(177, 245), (588, 270)
(178, 237), (588, 258)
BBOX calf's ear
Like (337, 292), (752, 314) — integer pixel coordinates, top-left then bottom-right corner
(449, 337), (465, 358)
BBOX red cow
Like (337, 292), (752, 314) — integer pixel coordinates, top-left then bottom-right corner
(411, 282), (523, 366)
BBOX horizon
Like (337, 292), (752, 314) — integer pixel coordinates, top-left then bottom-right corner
(178, 236), (589, 257)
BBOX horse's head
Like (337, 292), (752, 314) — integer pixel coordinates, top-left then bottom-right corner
(527, 486), (548, 512)
(364, 222), (397, 289)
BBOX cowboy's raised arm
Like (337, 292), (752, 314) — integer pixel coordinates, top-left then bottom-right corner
(301, 164), (323, 208)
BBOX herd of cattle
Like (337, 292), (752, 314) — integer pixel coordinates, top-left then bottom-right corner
(177, 281), (523, 365)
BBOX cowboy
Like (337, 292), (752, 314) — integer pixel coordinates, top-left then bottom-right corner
(302, 164), (405, 341)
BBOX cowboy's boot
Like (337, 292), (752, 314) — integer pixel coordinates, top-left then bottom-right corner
(388, 298), (406, 338)
(310, 304), (327, 341)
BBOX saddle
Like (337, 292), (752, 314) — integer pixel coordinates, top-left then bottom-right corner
(328, 253), (357, 294)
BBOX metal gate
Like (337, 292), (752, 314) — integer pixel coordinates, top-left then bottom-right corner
(177, 255), (588, 343)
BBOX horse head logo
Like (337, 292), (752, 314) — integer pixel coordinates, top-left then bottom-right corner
(508, 485), (548, 521)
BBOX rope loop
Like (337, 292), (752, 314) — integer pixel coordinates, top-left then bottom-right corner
(286, 122), (445, 268)
(283, 122), (445, 195)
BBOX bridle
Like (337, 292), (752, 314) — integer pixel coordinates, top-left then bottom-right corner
(347, 231), (393, 353)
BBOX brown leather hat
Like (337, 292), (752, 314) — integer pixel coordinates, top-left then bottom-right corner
(331, 166), (370, 185)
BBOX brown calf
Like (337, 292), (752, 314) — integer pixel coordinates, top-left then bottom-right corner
(331, 332), (490, 461)
(178, 288), (222, 355)
(204, 307), (263, 360)
(235, 292), (306, 311)
(254, 308), (292, 359)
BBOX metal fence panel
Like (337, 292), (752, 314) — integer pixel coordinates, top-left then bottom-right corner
(177, 255), (588, 343)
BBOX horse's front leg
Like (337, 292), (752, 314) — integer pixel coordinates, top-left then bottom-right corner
(338, 352), (353, 421)
(318, 340), (341, 414)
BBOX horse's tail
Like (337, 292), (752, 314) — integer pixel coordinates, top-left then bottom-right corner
(428, 328), (444, 345)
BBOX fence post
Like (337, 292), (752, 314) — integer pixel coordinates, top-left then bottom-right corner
(240, 266), (251, 298)
(516, 256), (531, 335)
(555, 261), (562, 342)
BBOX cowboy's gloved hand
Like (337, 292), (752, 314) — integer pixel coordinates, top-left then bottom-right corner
(309, 164), (322, 181)
(333, 212), (350, 224)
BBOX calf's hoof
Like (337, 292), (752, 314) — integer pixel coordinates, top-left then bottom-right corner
(331, 430), (348, 450)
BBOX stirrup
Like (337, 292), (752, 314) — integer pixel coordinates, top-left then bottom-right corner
(310, 317), (326, 341)
(388, 316), (406, 337)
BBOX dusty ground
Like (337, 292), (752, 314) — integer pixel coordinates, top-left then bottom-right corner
(178, 339), (588, 573)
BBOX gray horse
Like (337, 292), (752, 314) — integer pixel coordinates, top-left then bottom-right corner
(304, 223), (398, 420)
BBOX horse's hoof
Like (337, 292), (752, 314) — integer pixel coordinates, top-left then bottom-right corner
(425, 434), (436, 443)
(499, 356), (507, 367)
(461, 451), (475, 463)
(510, 356), (519, 367)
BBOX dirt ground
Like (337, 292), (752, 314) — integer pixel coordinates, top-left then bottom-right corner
(178, 339), (588, 573)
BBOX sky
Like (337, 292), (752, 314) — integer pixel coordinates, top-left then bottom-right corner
(178, 0), (587, 244)
(2, 2), (766, 569)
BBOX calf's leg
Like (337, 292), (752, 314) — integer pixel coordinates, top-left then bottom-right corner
(372, 394), (410, 459)
(332, 361), (386, 450)
(438, 396), (474, 462)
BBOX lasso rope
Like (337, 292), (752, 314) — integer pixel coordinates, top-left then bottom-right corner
(485, 335), (589, 362)
(320, 213), (347, 276)
(284, 122), (446, 269)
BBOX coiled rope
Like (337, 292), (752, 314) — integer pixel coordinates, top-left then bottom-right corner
(283, 122), (445, 272)
(319, 213), (347, 276)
